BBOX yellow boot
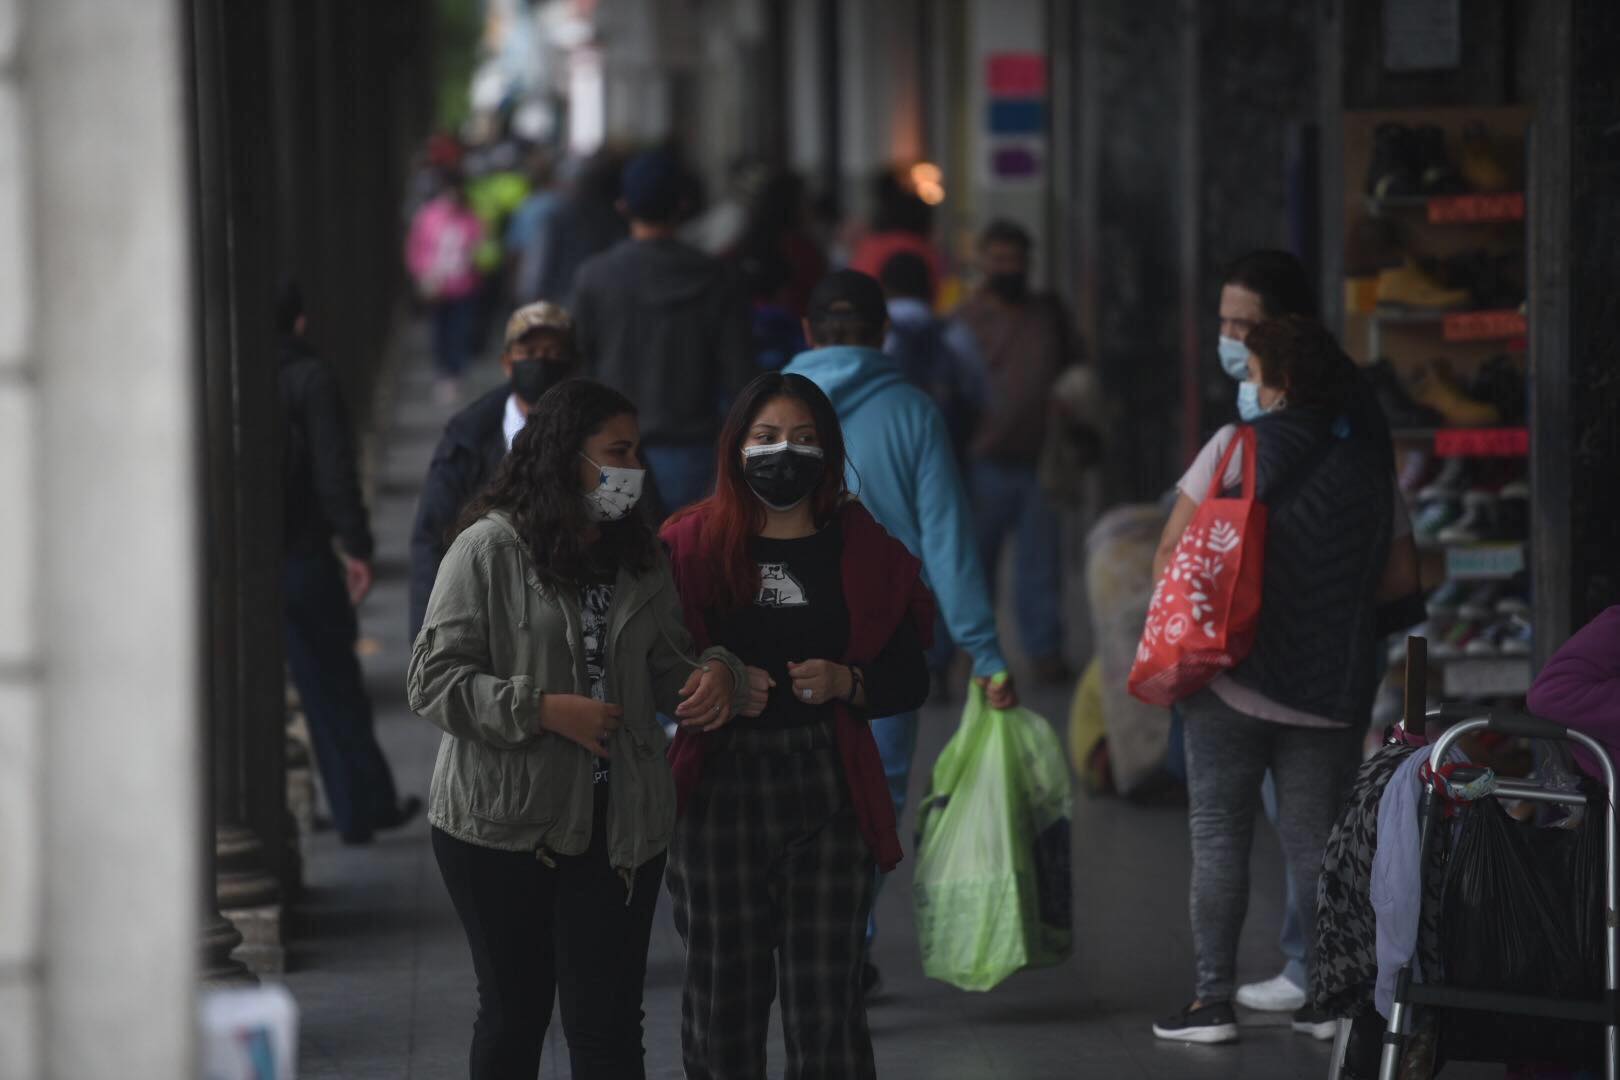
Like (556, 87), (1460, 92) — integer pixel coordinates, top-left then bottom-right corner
(1404, 359), (1501, 427)
(1376, 259), (1472, 310)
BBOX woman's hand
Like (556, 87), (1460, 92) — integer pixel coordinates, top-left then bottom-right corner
(737, 666), (775, 718)
(675, 663), (737, 732)
(786, 659), (851, 707)
(538, 694), (622, 757)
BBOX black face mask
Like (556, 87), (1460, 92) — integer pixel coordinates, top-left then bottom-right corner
(987, 272), (1029, 303)
(511, 359), (569, 405)
(742, 442), (826, 511)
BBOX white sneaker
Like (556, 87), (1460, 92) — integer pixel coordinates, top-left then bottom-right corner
(1235, 973), (1306, 1012)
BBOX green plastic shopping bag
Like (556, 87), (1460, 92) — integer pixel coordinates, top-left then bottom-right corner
(912, 683), (1074, 991)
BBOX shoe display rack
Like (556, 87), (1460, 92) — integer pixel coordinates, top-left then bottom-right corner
(1343, 107), (1534, 704)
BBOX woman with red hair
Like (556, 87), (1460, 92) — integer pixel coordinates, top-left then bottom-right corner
(660, 371), (934, 1079)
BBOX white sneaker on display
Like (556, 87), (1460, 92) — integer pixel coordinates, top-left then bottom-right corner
(1234, 973), (1306, 1012)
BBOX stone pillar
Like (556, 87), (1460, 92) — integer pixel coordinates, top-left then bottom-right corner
(188, 0), (283, 976)
(1528, 0), (1620, 659)
(15, 0), (204, 1074)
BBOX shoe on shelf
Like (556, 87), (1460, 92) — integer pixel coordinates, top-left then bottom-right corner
(1425, 580), (1470, 618)
(1457, 582), (1502, 621)
(1416, 457), (1470, 503)
(1405, 360), (1502, 428)
(1412, 496), (1463, 546)
(1413, 125), (1466, 195)
(1153, 1001), (1239, 1045)
(1365, 358), (1443, 430)
(1460, 122), (1513, 193)
(1292, 1006), (1340, 1041)
(1464, 627), (1500, 657)
(1236, 973), (1306, 1012)
(1433, 619), (1483, 659)
(1366, 123), (1421, 200)
(1375, 260), (1472, 310)
(1477, 613), (1533, 657)
(1436, 490), (1499, 544)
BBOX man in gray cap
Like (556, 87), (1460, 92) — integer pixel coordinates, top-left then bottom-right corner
(409, 301), (579, 638)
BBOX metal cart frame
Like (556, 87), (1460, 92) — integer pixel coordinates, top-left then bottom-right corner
(1377, 700), (1619, 1080)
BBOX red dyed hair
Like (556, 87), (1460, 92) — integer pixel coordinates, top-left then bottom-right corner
(667, 372), (849, 611)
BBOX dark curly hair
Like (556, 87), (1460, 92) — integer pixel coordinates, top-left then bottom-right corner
(1244, 315), (1359, 413)
(454, 378), (658, 587)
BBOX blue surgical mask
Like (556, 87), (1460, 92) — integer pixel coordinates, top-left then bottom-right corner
(1236, 381), (1265, 422)
(1237, 381), (1285, 422)
(1218, 336), (1250, 380)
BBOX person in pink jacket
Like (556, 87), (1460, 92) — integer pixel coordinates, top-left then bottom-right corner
(1527, 604), (1620, 777)
(407, 168), (485, 402)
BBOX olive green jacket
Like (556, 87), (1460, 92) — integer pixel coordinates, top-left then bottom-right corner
(407, 512), (746, 876)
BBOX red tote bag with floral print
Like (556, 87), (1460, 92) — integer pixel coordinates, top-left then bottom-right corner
(1128, 427), (1267, 706)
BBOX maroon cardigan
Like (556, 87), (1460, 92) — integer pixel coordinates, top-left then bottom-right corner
(660, 501), (936, 872)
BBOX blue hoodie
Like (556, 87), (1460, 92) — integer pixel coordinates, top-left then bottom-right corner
(784, 345), (1007, 678)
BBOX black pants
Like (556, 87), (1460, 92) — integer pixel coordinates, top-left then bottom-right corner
(283, 548), (400, 841)
(432, 788), (667, 1080)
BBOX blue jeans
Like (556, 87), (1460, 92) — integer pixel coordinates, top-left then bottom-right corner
(430, 294), (478, 377)
(283, 549), (401, 841)
(970, 459), (1063, 660)
(1262, 771), (1308, 988)
(642, 443), (715, 514)
(865, 710), (919, 947)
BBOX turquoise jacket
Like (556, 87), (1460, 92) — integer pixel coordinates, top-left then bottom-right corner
(784, 345), (1007, 678)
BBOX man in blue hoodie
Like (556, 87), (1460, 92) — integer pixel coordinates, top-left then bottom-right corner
(785, 270), (1017, 993)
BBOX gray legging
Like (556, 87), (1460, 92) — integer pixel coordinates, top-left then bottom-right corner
(1181, 688), (1362, 1004)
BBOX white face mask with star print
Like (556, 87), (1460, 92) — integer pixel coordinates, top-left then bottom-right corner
(580, 454), (645, 522)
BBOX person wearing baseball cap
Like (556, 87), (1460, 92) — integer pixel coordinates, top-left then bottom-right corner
(408, 301), (580, 639)
(783, 269), (1017, 995)
(570, 148), (752, 512)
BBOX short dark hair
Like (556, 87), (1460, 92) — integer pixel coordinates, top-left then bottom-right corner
(878, 252), (933, 303)
(620, 149), (686, 224)
(1244, 315), (1357, 412)
(979, 218), (1033, 252)
(1221, 250), (1317, 319)
(805, 269), (887, 347)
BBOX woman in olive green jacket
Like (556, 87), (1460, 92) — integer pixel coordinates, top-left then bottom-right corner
(408, 378), (746, 1080)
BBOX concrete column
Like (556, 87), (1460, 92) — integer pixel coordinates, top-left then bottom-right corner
(8, 0), (203, 1075)
(189, 0), (282, 978)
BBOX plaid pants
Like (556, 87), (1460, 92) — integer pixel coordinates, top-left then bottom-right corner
(667, 723), (877, 1080)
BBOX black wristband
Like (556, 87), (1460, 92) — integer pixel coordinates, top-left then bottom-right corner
(846, 665), (865, 703)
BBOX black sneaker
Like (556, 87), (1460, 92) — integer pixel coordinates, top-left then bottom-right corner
(861, 961), (883, 1000)
(1153, 1000), (1238, 1044)
(1292, 1005), (1338, 1041)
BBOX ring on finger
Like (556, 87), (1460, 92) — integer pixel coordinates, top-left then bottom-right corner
(801, 688), (813, 701)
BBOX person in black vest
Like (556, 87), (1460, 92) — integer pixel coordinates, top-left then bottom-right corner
(278, 282), (420, 845)
(1149, 315), (1404, 1045)
(409, 301), (580, 640)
